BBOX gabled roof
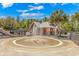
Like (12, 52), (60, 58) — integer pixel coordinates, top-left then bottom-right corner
(39, 22), (51, 28)
(29, 21), (58, 30)
(33, 22), (40, 27)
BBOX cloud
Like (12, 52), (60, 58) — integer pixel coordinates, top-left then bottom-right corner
(51, 3), (57, 6)
(34, 3), (40, 5)
(20, 13), (44, 17)
(17, 5), (44, 14)
(0, 16), (7, 19)
(29, 5), (44, 11)
(28, 5), (34, 8)
(17, 5), (44, 18)
(1, 3), (13, 8)
(34, 3), (39, 5)
(61, 3), (67, 6)
(17, 10), (28, 13)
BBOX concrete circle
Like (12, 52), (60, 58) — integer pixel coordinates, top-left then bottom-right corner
(13, 36), (63, 48)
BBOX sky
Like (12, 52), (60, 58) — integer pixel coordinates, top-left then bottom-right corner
(0, 3), (79, 19)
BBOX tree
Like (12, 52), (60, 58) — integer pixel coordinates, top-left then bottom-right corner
(19, 19), (27, 29)
(60, 22), (73, 39)
(72, 12), (79, 31)
(73, 12), (79, 21)
(26, 19), (36, 29)
(16, 16), (20, 23)
(50, 10), (68, 25)
(3, 16), (18, 30)
(18, 19), (37, 31)
(0, 18), (5, 27)
(42, 17), (48, 22)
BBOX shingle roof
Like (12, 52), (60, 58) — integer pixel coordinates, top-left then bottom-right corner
(34, 22), (57, 28)
(39, 22), (51, 28)
(33, 22), (40, 27)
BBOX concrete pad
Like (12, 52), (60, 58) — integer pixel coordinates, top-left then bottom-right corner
(0, 36), (78, 56)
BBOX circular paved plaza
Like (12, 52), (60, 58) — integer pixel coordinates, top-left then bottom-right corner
(0, 36), (79, 56)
